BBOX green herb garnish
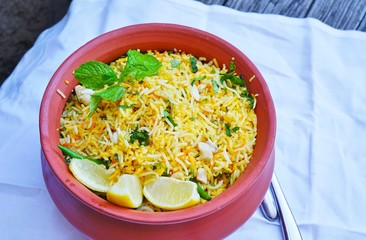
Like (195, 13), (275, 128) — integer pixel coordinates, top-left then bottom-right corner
(118, 104), (134, 110)
(73, 61), (117, 90)
(88, 85), (126, 117)
(225, 123), (240, 137)
(231, 126), (240, 132)
(73, 50), (162, 117)
(189, 56), (198, 73)
(220, 72), (246, 87)
(229, 60), (236, 71)
(163, 109), (177, 127)
(94, 84), (126, 101)
(89, 95), (102, 117)
(190, 75), (206, 86)
(129, 127), (150, 146)
(225, 124), (231, 136)
(120, 50), (162, 81)
(240, 90), (255, 109)
(220, 61), (246, 87)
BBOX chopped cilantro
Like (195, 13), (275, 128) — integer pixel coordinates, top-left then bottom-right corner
(225, 123), (231, 137)
(220, 60), (246, 87)
(229, 60), (236, 71)
(190, 75), (206, 86)
(225, 124), (240, 137)
(129, 128), (150, 146)
(240, 89), (255, 109)
(231, 126), (240, 132)
(246, 96), (255, 109)
(163, 109), (177, 127)
(119, 104), (134, 110)
(190, 56), (198, 73)
(220, 72), (246, 87)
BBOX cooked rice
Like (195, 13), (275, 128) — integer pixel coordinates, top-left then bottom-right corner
(59, 50), (257, 208)
(57, 89), (66, 99)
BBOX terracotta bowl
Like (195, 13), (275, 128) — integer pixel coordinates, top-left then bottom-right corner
(39, 23), (276, 239)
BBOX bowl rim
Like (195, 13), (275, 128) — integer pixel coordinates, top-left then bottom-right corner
(39, 23), (276, 224)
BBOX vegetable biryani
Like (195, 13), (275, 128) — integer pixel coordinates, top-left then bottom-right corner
(59, 49), (257, 211)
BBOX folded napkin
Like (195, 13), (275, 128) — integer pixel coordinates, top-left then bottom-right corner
(1, 0), (365, 239)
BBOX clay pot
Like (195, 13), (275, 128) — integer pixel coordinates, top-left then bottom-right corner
(39, 23), (276, 240)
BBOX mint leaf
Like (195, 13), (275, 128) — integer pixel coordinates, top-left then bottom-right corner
(87, 85), (125, 117)
(121, 50), (162, 81)
(88, 95), (102, 117)
(74, 61), (117, 90)
(76, 50), (162, 117)
(94, 85), (125, 102)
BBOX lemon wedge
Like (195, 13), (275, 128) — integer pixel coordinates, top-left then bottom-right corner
(107, 174), (143, 208)
(143, 177), (200, 210)
(68, 158), (111, 192)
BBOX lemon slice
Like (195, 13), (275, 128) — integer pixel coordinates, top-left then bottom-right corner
(107, 174), (143, 208)
(143, 177), (200, 210)
(68, 158), (112, 193)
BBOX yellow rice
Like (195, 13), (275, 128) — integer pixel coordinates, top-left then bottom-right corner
(59, 50), (257, 208)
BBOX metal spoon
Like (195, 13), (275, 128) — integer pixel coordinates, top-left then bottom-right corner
(261, 172), (303, 240)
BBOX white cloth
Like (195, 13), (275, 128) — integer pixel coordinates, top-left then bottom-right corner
(1, 0), (366, 239)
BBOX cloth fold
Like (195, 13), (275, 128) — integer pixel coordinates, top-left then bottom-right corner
(1, 0), (366, 239)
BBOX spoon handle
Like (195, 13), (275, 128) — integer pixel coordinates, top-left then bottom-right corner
(260, 186), (278, 221)
(271, 172), (303, 240)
